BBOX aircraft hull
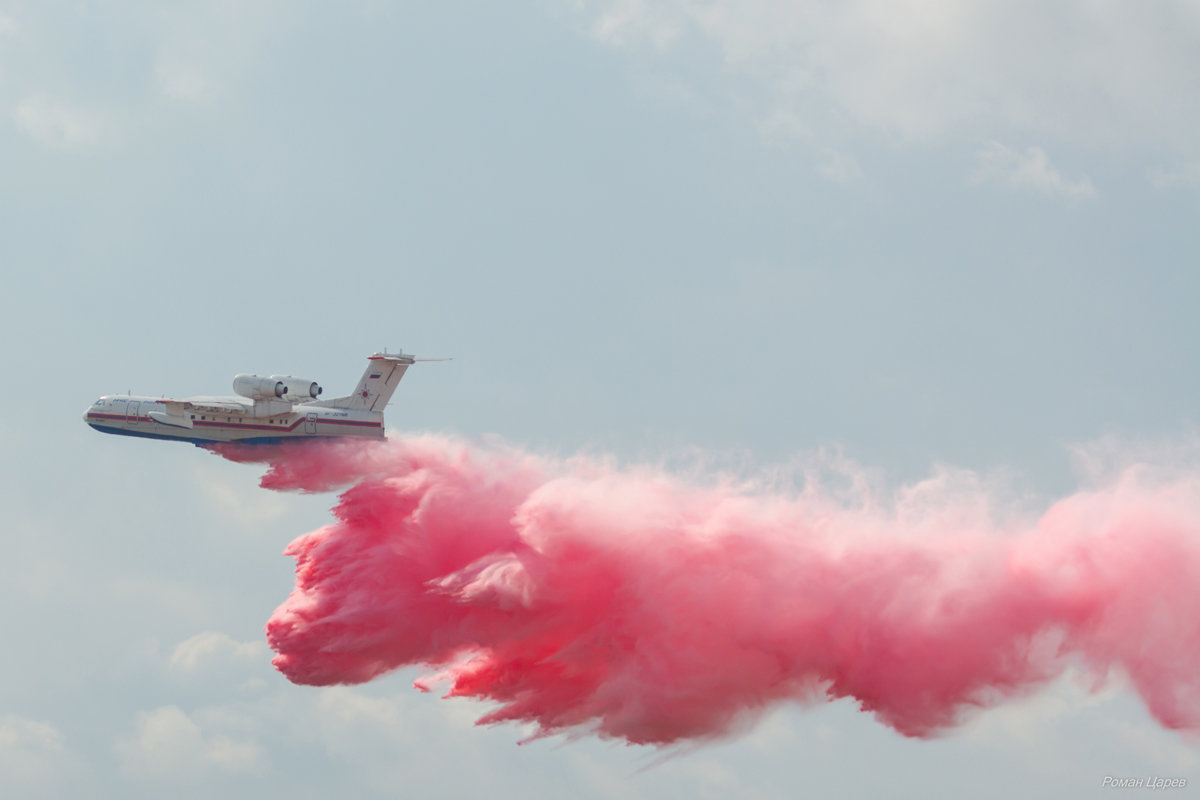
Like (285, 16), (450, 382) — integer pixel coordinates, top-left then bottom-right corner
(83, 397), (384, 446)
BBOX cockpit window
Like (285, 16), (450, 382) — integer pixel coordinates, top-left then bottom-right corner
(95, 398), (105, 406)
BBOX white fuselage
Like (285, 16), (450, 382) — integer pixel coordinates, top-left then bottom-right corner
(83, 395), (385, 445)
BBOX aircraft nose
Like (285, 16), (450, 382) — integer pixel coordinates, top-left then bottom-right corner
(82, 407), (93, 423)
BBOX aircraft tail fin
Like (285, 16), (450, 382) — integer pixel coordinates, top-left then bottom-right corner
(322, 352), (415, 411)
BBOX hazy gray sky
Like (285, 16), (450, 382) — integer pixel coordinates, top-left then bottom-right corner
(3, 2), (1198, 797)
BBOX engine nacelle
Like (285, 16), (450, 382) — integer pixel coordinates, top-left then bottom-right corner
(233, 374), (287, 400)
(271, 375), (323, 400)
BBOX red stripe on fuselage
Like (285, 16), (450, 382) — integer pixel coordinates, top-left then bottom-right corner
(86, 411), (380, 432)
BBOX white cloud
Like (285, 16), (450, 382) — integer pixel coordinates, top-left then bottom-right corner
(155, 60), (218, 105)
(817, 149), (864, 185)
(0, 11), (18, 38)
(0, 715), (69, 791)
(1148, 162), (1200, 190)
(14, 95), (111, 150)
(169, 631), (268, 674)
(1098, 717), (1200, 773)
(757, 107), (812, 146)
(1, 3), (279, 151)
(146, 2), (291, 109)
(970, 142), (1096, 199)
(192, 461), (291, 525)
(116, 706), (267, 779)
(577, 0), (1200, 153)
(756, 110), (865, 183)
(311, 687), (422, 760)
(591, 0), (688, 50)
(0, 716), (63, 752)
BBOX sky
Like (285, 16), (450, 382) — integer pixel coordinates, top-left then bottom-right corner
(3, 1), (1199, 797)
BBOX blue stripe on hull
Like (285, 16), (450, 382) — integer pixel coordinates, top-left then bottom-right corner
(88, 423), (221, 446)
(87, 423), (308, 447)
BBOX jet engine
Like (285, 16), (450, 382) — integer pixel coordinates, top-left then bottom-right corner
(233, 374), (287, 400)
(271, 376), (323, 400)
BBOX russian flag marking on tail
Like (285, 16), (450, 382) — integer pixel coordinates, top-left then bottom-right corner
(320, 352), (419, 411)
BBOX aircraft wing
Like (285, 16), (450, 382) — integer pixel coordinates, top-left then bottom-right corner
(161, 397), (251, 415)
(152, 397), (255, 428)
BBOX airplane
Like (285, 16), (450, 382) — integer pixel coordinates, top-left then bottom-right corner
(83, 350), (439, 446)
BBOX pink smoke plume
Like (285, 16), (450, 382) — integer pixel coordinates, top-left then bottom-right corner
(213, 436), (1200, 745)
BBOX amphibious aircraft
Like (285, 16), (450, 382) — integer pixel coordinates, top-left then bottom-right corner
(83, 351), (436, 445)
